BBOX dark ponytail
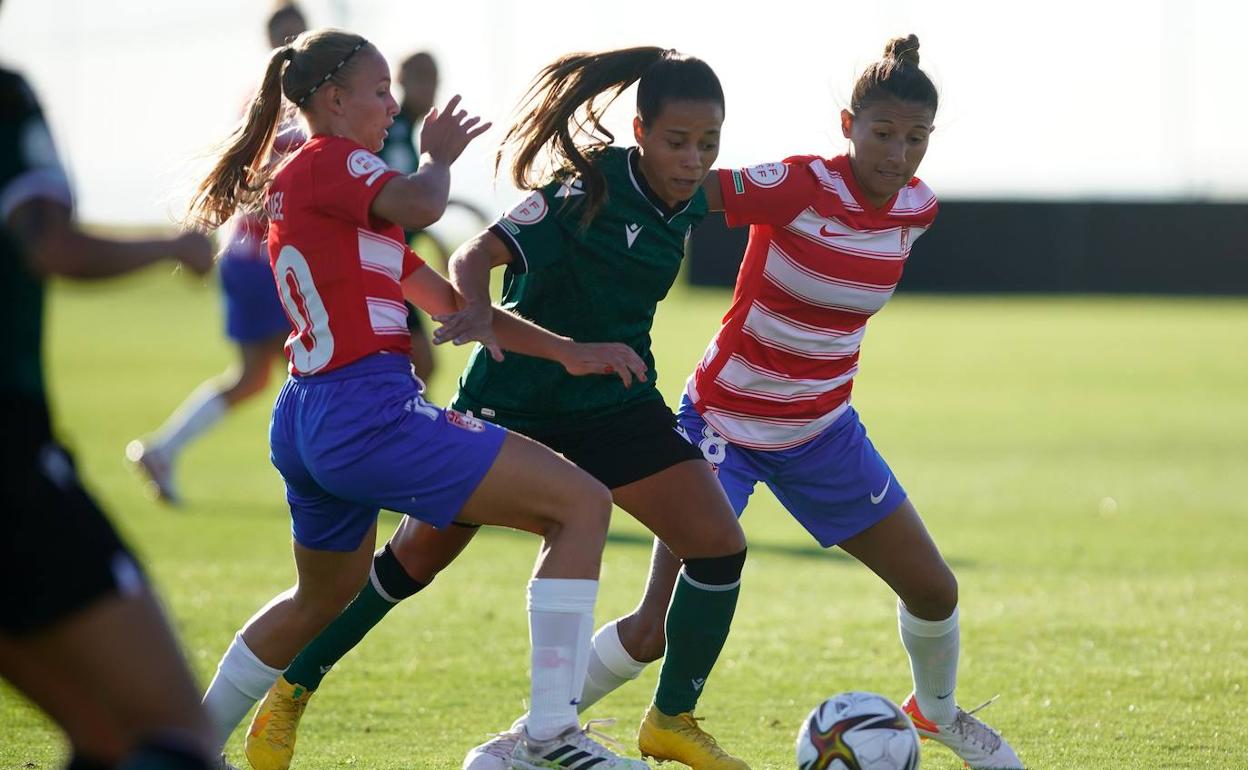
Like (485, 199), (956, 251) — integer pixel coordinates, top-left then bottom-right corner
(498, 46), (723, 227)
(187, 28), (369, 231)
(850, 34), (938, 114)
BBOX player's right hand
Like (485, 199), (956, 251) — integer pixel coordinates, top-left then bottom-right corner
(559, 342), (648, 388)
(431, 301), (503, 361)
(171, 231), (214, 276)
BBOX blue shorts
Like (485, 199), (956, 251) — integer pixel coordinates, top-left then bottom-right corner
(219, 253), (290, 344)
(676, 394), (907, 548)
(270, 354), (507, 551)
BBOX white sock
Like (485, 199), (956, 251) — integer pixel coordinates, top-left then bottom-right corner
(579, 619), (649, 711)
(202, 632), (282, 751)
(898, 602), (960, 725)
(525, 578), (598, 741)
(153, 383), (228, 457)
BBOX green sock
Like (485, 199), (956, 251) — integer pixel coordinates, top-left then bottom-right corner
(653, 567), (741, 715)
(285, 544), (427, 690)
(284, 579), (396, 690)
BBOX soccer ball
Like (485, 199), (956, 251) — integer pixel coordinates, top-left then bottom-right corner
(795, 691), (920, 770)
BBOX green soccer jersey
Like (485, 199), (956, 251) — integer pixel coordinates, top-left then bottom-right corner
(1, 68), (73, 403)
(453, 146), (707, 434)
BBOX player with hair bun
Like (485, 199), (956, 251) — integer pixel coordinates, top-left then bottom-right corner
(191, 26), (651, 770)
(670, 34), (1023, 770)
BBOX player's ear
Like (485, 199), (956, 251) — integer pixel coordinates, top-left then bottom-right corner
(633, 115), (646, 145)
(840, 109), (854, 139)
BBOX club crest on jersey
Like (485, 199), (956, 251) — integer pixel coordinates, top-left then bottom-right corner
(505, 191), (548, 226)
(346, 149), (389, 186)
(899, 225), (911, 252)
(445, 409), (485, 432)
(745, 162), (788, 188)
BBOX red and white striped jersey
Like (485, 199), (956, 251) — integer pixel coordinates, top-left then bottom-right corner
(266, 135), (423, 376)
(685, 154), (938, 449)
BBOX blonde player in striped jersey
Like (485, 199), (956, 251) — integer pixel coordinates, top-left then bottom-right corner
(660, 34), (1022, 770)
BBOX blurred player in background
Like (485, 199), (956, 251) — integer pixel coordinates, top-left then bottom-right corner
(126, 1), (308, 505)
(244, 46), (752, 770)
(187, 27), (650, 770)
(0, 42), (217, 770)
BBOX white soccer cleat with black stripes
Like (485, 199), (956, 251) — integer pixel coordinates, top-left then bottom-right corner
(509, 721), (649, 770)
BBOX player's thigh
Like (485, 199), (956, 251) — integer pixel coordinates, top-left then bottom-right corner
(21, 590), (210, 740)
(837, 498), (957, 616)
(291, 521), (380, 610)
(456, 431), (611, 535)
(612, 459), (744, 559)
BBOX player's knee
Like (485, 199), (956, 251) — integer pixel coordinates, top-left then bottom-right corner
(902, 571), (958, 620)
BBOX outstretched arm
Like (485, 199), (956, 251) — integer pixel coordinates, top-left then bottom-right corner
(8, 198), (212, 280)
(407, 231), (647, 386)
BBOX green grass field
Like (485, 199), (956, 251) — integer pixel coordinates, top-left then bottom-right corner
(3, 268), (1246, 769)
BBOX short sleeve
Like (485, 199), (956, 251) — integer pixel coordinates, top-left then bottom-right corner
(716, 160), (818, 228)
(489, 183), (570, 274)
(401, 245), (425, 279)
(0, 75), (73, 220)
(311, 139), (400, 227)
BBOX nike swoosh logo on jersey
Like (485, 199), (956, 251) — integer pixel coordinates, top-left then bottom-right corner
(818, 224), (854, 238)
(869, 476), (891, 504)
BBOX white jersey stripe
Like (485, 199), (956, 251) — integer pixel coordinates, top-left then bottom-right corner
(357, 229), (405, 282)
(366, 297), (408, 335)
(763, 244), (896, 314)
(694, 399), (851, 450)
(741, 301), (865, 359)
(715, 354), (858, 402)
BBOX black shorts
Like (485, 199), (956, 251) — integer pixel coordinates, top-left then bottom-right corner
(525, 397), (704, 489)
(1, 407), (145, 635)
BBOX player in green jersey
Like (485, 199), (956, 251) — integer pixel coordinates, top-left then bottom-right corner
(246, 47), (752, 770)
(0, 59), (218, 769)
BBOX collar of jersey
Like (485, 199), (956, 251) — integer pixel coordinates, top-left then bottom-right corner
(626, 147), (693, 222)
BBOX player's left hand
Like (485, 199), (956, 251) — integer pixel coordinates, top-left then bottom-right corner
(431, 301), (502, 361)
(559, 342), (648, 387)
(420, 95), (491, 167)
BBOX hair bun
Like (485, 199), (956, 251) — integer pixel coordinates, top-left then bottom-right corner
(884, 34), (920, 67)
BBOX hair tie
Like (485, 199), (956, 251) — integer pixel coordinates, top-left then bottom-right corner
(283, 47), (296, 62)
(297, 40), (367, 106)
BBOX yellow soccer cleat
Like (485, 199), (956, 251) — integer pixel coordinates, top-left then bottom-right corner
(245, 676), (314, 770)
(637, 704), (750, 770)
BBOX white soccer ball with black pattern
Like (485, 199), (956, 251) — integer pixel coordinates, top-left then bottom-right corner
(795, 691), (921, 770)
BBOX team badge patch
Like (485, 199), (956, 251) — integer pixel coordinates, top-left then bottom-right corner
(745, 162), (788, 188)
(346, 149), (389, 185)
(445, 409), (485, 432)
(505, 191), (548, 226)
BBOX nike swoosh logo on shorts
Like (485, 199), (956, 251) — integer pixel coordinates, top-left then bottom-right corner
(869, 476), (891, 504)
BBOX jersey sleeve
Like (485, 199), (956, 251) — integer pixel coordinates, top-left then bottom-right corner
(1, 73), (73, 221)
(310, 139), (401, 227)
(401, 245), (425, 279)
(716, 160), (818, 228)
(488, 180), (571, 274)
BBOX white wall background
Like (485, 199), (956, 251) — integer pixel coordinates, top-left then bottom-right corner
(1, 0), (1244, 226)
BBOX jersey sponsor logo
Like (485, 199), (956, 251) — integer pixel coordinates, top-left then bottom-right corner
(555, 178), (584, 198)
(745, 162), (788, 188)
(446, 409), (486, 432)
(346, 149), (389, 186)
(625, 223), (643, 248)
(505, 190), (548, 225)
